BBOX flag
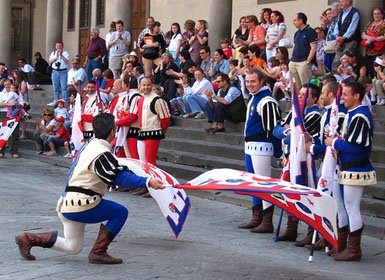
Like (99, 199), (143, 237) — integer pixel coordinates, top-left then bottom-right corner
(317, 86), (341, 194)
(0, 117), (19, 149)
(95, 82), (105, 112)
(69, 90), (85, 158)
(118, 158), (190, 238)
(177, 168), (338, 250)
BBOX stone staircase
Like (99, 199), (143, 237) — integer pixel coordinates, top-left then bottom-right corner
(18, 86), (385, 239)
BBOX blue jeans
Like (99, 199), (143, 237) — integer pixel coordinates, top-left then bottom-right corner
(63, 199), (129, 237)
(45, 137), (65, 147)
(185, 95), (208, 114)
(52, 70), (68, 103)
(87, 59), (103, 81)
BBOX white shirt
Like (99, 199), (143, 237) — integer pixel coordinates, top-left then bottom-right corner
(184, 78), (214, 99)
(49, 50), (70, 70)
(169, 33), (183, 52)
(109, 30), (131, 57)
(67, 67), (87, 86)
(20, 64), (34, 73)
(0, 90), (20, 112)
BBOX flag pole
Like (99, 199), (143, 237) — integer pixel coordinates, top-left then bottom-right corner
(274, 208), (284, 242)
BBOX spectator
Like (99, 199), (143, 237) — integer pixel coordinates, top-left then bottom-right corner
(132, 66), (145, 83)
(104, 21), (116, 71)
(199, 46), (212, 78)
(154, 53), (179, 101)
(343, 50), (367, 80)
(275, 46), (289, 64)
(48, 41), (70, 105)
(204, 73), (246, 133)
(67, 58), (87, 94)
(373, 56), (385, 105)
(260, 8), (273, 29)
(242, 15), (266, 59)
(333, 0), (361, 71)
(289, 12), (317, 89)
(168, 23), (183, 65)
(33, 52), (51, 85)
(64, 92), (76, 133)
(189, 20), (209, 65)
(220, 38), (233, 60)
(44, 116), (70, 156)
(182, 68), (214, 119)
(209, 49), (230, 77)
(265, 10), (287, 61)
(232, 16), (249, 58)
(33, 109), (56, 155)
(84, 26), (107, 81)
(18, 57), (34, 86)
(248, 45), (265, 68)
(273, 60), (291, 101)
(54, 99), (68, 120)
(312, 26), (326, 77)
(99, 69), (115, 104)
(137, 16), (165, 50)
(91, 68), (104, 88)
(13, 70), (29, 139)
(108, 20), (131, 79)
(140, 21), (166, 77)
(361, 7), (385, 78)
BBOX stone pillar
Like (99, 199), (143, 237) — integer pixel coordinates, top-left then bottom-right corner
(45, 0), (63, 59)
(208, 0), (232, 52)
(0, 0), (11, 66)
(114, 0), (133, 36)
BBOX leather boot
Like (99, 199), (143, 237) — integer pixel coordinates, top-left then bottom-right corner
(305, 237), (326, 251)
(238, 204), (263, 229)
(294, 226), (314, 247)
(334, 228), (362, 261)
(278, 216), (298, 241)
(328, 226), (349, 256)
(15, 231), (58, 260)
(250, 206), (274, 233)
(89, 224), (123, 264)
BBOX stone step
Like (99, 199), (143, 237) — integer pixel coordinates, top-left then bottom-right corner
(371, 146), (385, 164)
(160, 136), (244, 161)
(372, 163), (385, 181)
(364, 182), (385, 200)
(361, 197), (385, 219)
(172, 116), (245, 133)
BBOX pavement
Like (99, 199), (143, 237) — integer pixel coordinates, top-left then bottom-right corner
(1, 156), (385, 279)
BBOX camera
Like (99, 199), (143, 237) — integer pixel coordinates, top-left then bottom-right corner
(55, 61), (61, 67)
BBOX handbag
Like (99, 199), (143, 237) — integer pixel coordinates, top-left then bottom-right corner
(361, 23), (385, 52)
(323, 40), (337, 54)
(278, 36), (293, 49)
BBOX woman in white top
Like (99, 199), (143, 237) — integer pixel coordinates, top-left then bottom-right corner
(168, 23), (183, 66)
(265, 10), (287, 61)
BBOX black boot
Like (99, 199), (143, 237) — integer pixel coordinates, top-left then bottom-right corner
(89, 224), (123, 264)
(238, 204), (263, 229)
(15, 231), (57, 260)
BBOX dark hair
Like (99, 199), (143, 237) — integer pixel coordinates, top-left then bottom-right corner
(239, 46), (248, 55)
(180, 50), (191, 60)
(260, 8), (273, 24)
(123, 74), (138, 89)
(325, 81), (340, 97)
(268, 57), (280, 67)
(246, 68), (265, 82)
(200, 45), (211, 53)
(18, 58), (26, 63)
(344, 82), (365, 101)
(230, 59), (239, 67)
(171, 22), (181, 37)
(247, 15), (259, 25)
(216, 73), (231, 85)
(116, 20), (124, 26)
(184, 20), (196, 33)
(303, 83), (321, 103)
(102, 69), (114, 79)
(214, 49), (226, 59)
(150, 21), (161, 31)
(297, 12), (308, 25)
(87, 80), (97, 86)
(272, 10), (285, 23)
(322, 74), (337, 84)
(93, 113), (116, 139)
(134, 66), (144, 74)
(248, 45), (261, 57)
(34, 52), (42, 57)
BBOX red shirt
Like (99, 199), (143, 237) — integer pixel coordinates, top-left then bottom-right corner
(56, 126), (69, 141)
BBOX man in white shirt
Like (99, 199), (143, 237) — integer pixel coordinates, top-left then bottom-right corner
(18, 58), (35, 85)
(67, 58), (87, 96)
(108, 20), (131, 79)
(48, 41), (70, 105)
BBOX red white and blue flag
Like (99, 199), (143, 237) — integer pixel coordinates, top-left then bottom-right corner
(0, 117), (19, 149)
(118, 158), (191, 238)
(177, 168), (338, 249)
(69, 89), (85, 159)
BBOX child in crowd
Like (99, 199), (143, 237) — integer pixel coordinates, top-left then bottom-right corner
(44, 116), (70, 156)
(170, 76), (192, 116)
(273, 60), (291, 101)
(6, 84), (29, 120)
(54, 99), (68, 120)
(335, 55), (354, 82)
(99, 69), (115, 105)
(358, 76), (374, 113)
(220, 38), (233, 61)
(64, 92), (76, 133)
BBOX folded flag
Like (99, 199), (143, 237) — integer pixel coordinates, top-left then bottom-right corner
(0, 117), (20, 149)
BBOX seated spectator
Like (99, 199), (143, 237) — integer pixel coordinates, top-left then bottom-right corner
(67, 58), (87, 94)
(132, 66), (145, 83)
(220, 38), (233, 60)
(91, 68), (104, 88)
(199, 46), (212, 78)
(170, 76), (193, 116)
(33, 52), (51, 84)
(335, 54), (354, 82)
(33, 109), (56, 154)
(248, 45), (265, 68)
(120, 61), (135, 79)
(44, 116), (70, 156)
(154, 53), (179, 100)
(64, 92), (76, 133)
(273, 60), (291, 100)
(373, 56), (385, 105)
(99, 69), (115, 104)
(54, 99), (68, 120)
(18, 57), (35, 86)
(209, 49), (230, 77)
(256, 57), (281, 90)
(357, 76), (374, 112)
(182, 68), (213, 119)
(204, 73), (246, 133)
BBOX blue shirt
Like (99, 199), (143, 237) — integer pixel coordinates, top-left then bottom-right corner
(213, 59), (230, 75)
(291, 25), (317, 62)
(333, 6), (360, 40)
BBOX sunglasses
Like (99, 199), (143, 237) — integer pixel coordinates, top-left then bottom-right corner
(44, 114), (52, 116)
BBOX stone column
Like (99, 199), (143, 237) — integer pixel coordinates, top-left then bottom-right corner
(45, 0), (63, 59)
(0, 0), (11, 66)
(208, 0), (232, 52)
(114, 0), (133, 36)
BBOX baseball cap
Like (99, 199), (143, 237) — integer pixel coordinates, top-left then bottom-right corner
(56, 116), (65, 122)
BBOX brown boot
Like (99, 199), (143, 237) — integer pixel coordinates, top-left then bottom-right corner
(294, 226), (314, 247)
(334, 228), (362, 261)
(305, 237), (326, 251)
(328, 226), (349, 256)
(250, 206), (274, 233)
(89, 224), (123, 264)
(238, 204), (263, 229)
(15, 231), (57, 260)
(278, 216), (298, 241)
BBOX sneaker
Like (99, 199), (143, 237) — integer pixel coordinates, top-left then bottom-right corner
(12, 153), (21, 158)
(280, 96), (291, 101)
(44, 151), (57, 156)
(63, 153), (71, 158)
(35, 151), (43, 155)
(47, 101), (56, 106)
(194, 112), (206, 119)
(182, 113), (191, 118)
(19, 135), (26, 140)
(377, 99), (385, 106)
